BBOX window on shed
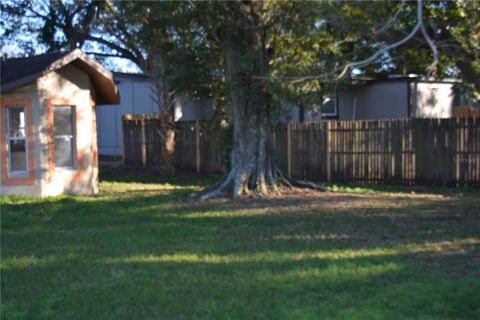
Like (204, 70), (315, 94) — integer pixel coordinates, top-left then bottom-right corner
(6, 106), (28, 173)
(54, 106), (76, 168)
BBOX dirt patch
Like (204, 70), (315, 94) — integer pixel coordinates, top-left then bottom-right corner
(199, 187), (456, 214)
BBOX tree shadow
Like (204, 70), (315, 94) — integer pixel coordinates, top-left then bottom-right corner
(99, 167), (217, 186)
(2, 187), (479, 319)
(3, 189), (479, 258)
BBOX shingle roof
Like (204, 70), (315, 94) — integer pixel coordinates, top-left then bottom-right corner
(1, 51), (69, 88)
(1, 49), (119, 104)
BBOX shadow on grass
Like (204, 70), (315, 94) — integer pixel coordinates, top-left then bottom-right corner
(2, 184), (480, 319)
(324, 182), (480, 196)
(99, 167), (218, 186)
(3, 189), (480, 252)
(2, 241), (479, 319)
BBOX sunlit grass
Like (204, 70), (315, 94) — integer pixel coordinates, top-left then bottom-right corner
(1, 173), (480, 319)
(95, 238), (479, 266)
(3, 238), (476, 272)
(326, 182), (479, 196)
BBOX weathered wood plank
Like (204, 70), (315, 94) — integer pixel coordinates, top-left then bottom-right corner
(122, 117), (479, 186)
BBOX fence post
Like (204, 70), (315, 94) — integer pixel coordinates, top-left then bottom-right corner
(195, 121), (201, 174)
(141, 119), (146, 167)
(325, 121), (331, 183)
(121, 117), (126, 165)
(287, 124), (292, 178)
(122, 117), (479, 186)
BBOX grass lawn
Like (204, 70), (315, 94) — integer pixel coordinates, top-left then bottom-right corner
(2, 171), (480, 319)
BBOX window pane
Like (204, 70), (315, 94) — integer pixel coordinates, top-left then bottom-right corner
(54, 107), (73, 136)
(9, 140), (27, 171)
(55, 137), (73, 167)
(322, 96), (336, 114)
(8, 107), (26, 137)
(54, 106), (75, 168)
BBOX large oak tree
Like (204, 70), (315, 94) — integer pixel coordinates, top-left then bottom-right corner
(3, 0), (479, 197)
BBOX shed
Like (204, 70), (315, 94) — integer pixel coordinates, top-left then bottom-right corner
(1, 49), (119, 196)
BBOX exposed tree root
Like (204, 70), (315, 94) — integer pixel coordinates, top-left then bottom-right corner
(288, 178), (332, 192)
(193, 166), (331, 201)
(194, 171), (235, 200)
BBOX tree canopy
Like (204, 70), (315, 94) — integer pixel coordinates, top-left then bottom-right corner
(2, 0), (479, 99)
(2, 0), (479, 197)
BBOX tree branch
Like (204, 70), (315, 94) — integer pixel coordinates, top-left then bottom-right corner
(252, 0), (439, 83)
(84, 51), (126, 59)
(417, 0), (440, 76)
(374, 0), (406, 35)
(85, 35), (144, 67)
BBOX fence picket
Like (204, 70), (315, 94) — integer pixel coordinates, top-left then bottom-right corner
(122, 116), (480, 186)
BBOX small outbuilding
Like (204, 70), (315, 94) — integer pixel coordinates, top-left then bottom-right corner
(1, 49), (119, 196)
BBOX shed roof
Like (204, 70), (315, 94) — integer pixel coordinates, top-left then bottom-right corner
(113, 72), (150, 82)
(1, 49), (119, 104)
(349, 75), (459, 86)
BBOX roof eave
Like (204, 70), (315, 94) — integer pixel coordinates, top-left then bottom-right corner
(1, 73), (42, 93)
(44, 49), (119, 105)
(71, 59), (119, 105)
(1, 49), (120, 104)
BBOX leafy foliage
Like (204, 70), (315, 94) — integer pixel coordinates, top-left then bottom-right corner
(2, 0), (479, 104)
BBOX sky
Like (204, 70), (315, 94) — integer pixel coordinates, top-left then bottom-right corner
(1, 37), (141, 73)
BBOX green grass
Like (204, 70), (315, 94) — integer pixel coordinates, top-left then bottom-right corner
(325, 182), (479, 195)
(2, 173), (480, 319)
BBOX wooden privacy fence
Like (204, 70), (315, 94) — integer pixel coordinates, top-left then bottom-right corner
(174, 121), (225, 174)
(123, 116), (480, 187)
(454, 106), (480, 118)
(122, 115), (163, 168)
(123, 116), (225, 174)
(273, 118), (479, 187)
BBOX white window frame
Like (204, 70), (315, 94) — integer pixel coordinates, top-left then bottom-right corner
(6, 106), (29, 176)
(321, 94), (338, 117)
(53, 105), (77, 169)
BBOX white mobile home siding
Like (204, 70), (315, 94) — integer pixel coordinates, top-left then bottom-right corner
(97, 74), (156, 156)
(97, 73), (213, 156)
(410, 82), (454, 118)
(286, 80), (410, 122)
(338, 81), (409, 120)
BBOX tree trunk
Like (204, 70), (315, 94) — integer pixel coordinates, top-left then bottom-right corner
(224, 65), (273, 197)
(158, 114), (175, 176)
(200, 71), (275, 198)
(152, 83), (175, 177)
(197, 2), (330, 199)
(157, 89), (176, 177)
(198, 4), (278, 198)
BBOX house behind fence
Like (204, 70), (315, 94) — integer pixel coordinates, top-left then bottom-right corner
(123, 116), (480, 187)
(103, 73), (478, 158)
(97, 72), (214, 157)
